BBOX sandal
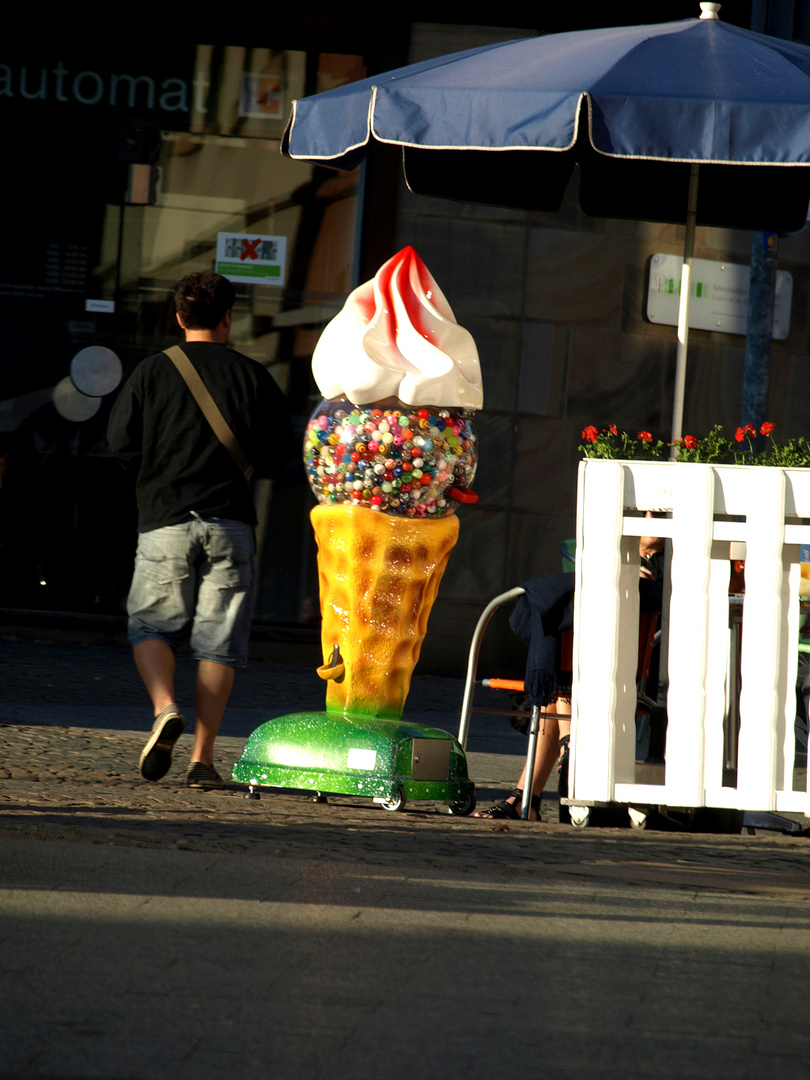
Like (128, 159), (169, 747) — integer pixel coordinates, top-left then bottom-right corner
(558, 734), (570, 824)
(557, 735), (570, 794)
(474, 788), (542, 820)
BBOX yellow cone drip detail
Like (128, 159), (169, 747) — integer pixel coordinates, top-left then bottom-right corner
(310, 505), (460, 720)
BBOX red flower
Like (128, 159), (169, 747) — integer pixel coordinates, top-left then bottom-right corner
(734, 427), (745, 443)
(682, 435), (698, 449)
(637, 431), (652, 443)
(581, 426), (599, 443)
(608, 424), (618, 435)
(760, 421), (775, 436)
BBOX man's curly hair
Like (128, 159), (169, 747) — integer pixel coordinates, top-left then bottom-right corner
(175, 272), (235, 329)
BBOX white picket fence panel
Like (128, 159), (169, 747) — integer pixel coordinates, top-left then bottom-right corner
(570, 459), (810, 815)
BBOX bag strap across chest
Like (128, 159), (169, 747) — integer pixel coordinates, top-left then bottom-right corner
(164, 345), (253, 482)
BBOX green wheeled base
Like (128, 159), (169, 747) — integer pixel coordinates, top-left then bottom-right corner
(232, 711), (476, 814)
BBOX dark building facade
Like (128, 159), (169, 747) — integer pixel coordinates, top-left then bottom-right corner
(4, 8), (810, 676)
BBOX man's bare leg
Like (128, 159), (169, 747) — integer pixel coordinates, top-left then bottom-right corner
(191, 660), (235, 766)
(134, 639), (185, 781)
(133, 639), (177, 716)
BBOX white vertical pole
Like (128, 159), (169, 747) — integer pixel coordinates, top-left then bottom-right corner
(663, 463), (715, 805)
(670, 163), (700, 451)
(736, 469), (786, 810)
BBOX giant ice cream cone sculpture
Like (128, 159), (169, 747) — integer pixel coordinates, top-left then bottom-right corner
(311, 506), (458, 719)
(305, 247), (483, 720)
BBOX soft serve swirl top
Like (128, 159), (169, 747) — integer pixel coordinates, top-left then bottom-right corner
(312, 247), (483, 410)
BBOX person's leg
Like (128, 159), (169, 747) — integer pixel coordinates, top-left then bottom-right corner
(187, 519), (254, 786)
(475, 702), (565, 820)
(134, 640), (186, 782)
(557, 718), (572, 755)
(554, 695), (572, 753)
(133, 639), (177, 716)
(191, 660), (235, 766)
(127, 524), (198, 781)
(517, 710), (561, 801)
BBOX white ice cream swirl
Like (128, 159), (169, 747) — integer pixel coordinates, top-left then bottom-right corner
(312, 246), (483, 410)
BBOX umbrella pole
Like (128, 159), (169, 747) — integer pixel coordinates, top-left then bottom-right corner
(670, 163), (700, 454)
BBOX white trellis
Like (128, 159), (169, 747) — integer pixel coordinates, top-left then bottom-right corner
(570, 459), (810, 816)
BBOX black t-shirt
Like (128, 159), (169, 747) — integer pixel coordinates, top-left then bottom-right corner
(107, 342), (292, 532)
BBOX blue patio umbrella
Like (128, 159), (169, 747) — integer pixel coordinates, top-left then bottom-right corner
(283, 4), (810, 441)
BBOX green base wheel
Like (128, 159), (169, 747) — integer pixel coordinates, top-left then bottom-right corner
(378, 786), (407, 812)
(448, 792), (476, 816)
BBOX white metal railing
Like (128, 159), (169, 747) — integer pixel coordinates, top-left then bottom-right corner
(570, 459), (810, 816)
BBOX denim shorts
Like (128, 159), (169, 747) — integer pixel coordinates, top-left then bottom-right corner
(127, 516), (256, 667)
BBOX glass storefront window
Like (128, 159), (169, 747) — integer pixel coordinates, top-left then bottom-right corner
(0, 42), (365, 623)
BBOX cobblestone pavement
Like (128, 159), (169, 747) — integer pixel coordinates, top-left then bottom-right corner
(2, 637), (810, 897)
(2, 719), (810, 898)
(4, 639), (810, 1080)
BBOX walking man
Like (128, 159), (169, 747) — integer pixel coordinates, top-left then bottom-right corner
(108, 272), (292, 787)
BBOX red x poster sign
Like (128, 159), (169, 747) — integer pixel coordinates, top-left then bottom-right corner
(216, 232), (287, 285)
(240, 237), (261, 261)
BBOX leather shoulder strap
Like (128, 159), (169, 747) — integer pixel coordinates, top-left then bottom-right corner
(164, 345), (253, 482)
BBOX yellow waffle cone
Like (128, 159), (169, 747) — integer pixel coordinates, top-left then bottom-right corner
(311, 505), (460, 720)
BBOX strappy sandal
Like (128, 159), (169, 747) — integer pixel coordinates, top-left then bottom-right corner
(557, 735), (570, 794)
(558, 734), (571, 824)
(474, 788), (542, 820)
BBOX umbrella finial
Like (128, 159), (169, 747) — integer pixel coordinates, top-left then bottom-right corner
(699, 2), (721, 17)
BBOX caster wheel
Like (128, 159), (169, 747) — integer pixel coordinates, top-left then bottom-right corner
(570, 805), (590, 829)
(311, 792), (328, 804)
(628, 807), (648, 830)
(379, 786), (407, 812)
(448, 792), (476, 816)
(245, 787), (261, 801)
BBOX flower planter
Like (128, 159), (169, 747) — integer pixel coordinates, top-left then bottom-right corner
(570, 459), (810, 816)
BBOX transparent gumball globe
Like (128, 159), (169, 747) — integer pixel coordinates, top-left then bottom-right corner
(303, 398), (477, 517)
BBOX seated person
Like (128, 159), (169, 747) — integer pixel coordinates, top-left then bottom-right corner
(475, 529), (664, 821)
